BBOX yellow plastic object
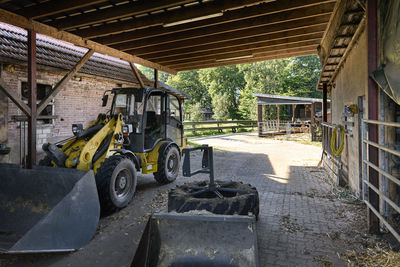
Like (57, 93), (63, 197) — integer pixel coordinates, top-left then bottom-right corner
(137, 141), (167, 174)
(331, 125), (345, 158)
(329, 125), (345, 185)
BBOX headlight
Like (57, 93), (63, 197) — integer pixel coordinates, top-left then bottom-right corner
(72, 124), (83, 136)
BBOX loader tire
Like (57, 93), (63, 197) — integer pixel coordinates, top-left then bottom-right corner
(168, 181), (259, 218)
(95, 155), (137, 214)
(154, 145), (180, 184)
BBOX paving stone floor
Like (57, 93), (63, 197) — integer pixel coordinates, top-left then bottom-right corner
(1, 133), (376, 267)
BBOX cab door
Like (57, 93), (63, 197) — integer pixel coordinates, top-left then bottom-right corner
(166, 94), (183, 146)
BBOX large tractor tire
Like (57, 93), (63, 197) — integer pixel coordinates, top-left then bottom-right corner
(95, 155), (137, 214)
(154, 145), (180, 184)
(168, 181), (259, 218)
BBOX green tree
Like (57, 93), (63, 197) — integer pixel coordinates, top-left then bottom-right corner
(280, 55), (322, 98)
(199, 66), (245, 120)
(166, 70), (211, 120)
(212, 93), (231, 120)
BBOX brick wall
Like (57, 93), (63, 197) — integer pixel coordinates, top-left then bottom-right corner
(1, 64), (139, 164)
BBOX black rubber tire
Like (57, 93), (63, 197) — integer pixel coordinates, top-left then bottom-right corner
(38, 155), (53, 166)
(168, 181), (259, 218)
(154, 145), (180, 184)
(95, 155), (137, 214)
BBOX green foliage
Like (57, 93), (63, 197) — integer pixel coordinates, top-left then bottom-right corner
(199, 66), (245, 120)
(211, 93), (231, 120)
(189, 103), (203, 122)
(137, 65), (170, 83)
(237, 55), (322, 119)
(138, 55), (322, 121)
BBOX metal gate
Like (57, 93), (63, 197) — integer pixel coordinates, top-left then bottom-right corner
(362, 99), (400, 241)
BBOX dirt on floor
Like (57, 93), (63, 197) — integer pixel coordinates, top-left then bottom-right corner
(0, 132), (398, 267)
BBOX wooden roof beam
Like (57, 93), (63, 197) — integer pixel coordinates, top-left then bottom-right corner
(51, 0), (195, 30)
(0, 8), (177, 74)
(144, 24), (326, 60)
(111, 2), (335, 51)
(92, 0), (335, 45)
(164, 44), (318, 67)
(174, 50), (317, 71)
(20, 0), (108, 19)
(72, 0), (274, 38)
(156, 40), (321, 65)
(128, 15), (330, 56)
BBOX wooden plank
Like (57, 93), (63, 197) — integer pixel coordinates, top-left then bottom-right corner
(130, 63), (145, 88)
(52, 0), (194, 30)
(174, 50), (317, 70)
(129, 15), (330, 56)
(73, 0), (275, 39)
(112, 2), (335, 51)
(27, 30), (37, 168)
(144, 25), (326, 60)
(156, 40), (320, 65)
(93, 0), (336, 45)
(165, 46), (318, 69)
(0, 78), (31, 117)
(0, 8), (177, 74)
(37, 49), (94, 114)
(21, 0), (108, 19)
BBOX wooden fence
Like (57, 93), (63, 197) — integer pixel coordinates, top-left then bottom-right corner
(184, 120), (257, 133)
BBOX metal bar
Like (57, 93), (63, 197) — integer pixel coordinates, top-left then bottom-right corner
(364, 200), (400, 242)
(367, 0), (379, 233)
(363, 119), (400, 128)
(37, 49), (94, 114)
(364, 180), (400, 215)
(27, 30), (37, 169)
(364, 160), (400, 187)
(209, 146), (215, 185)
(362, 139), (400, 158)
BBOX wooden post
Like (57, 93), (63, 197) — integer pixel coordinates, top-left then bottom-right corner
(130, 62), (145, 88)
(292, 104), (297, 122)
(257, 104), (262, 136)
(277, 105), (280, 131)
(37, 49), (94, 114)
(154, 69), (158, 88)
(27, 30), (37, 168)
(323, 83), (328, 122)
(310, 102), (315, 140)
(367, 0), (380, 233)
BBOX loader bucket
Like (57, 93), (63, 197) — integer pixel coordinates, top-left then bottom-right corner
(0, 163), (100, 253)
(132, 212), (259, 267)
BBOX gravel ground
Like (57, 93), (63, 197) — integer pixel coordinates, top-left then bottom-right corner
(0, 132), (393, 267)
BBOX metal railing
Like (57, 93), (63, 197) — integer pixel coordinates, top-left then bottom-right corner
(362, 119), (400, 242)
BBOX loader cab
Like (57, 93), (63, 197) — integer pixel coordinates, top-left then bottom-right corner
(108, 87), (183, 153)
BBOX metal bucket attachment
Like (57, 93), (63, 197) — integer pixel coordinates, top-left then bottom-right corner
(0, 163), (100, 253)
(132, 212), (259, 267)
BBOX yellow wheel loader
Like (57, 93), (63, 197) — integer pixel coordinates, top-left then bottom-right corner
(41, 87), (186, 213)
(0, 87), (186, 253)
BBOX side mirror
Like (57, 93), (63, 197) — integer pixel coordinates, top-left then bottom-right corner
(102, 95), (109, 107)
